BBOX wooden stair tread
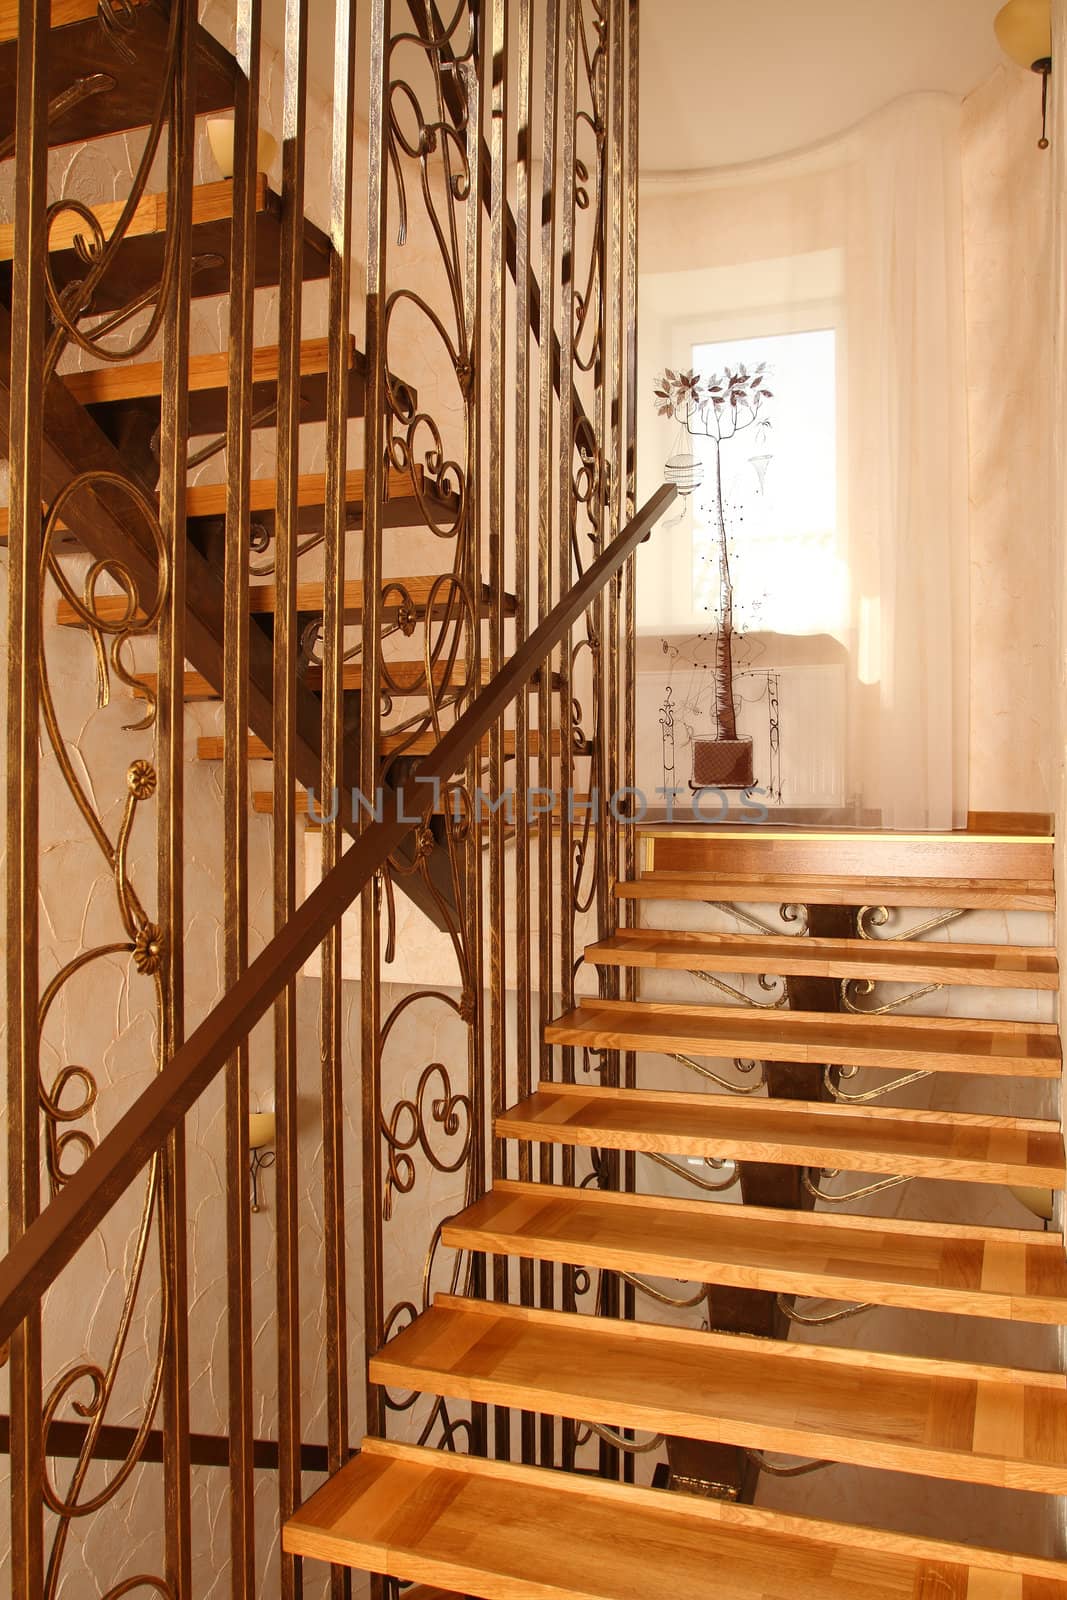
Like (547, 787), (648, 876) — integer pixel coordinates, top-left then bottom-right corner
(64, 336), (354, 403)
(0, 0), (105, 34)
(7, 464), (435, 549)
(55, 554), (482, 630)
(443, 1179), (1067, 1323)
(190, 466), (416, 520)
(618, 873), (1055, 912)
(497, 1084), (1065, 1187)
(61, 337), (414, 436)
(587, 927), (1060, 989)
(0, 176), (330, 311)
(642, 831), (1054, 884)
(245, 576), (516, 619)
(57, 572), (511, 627)
(544, 999), (1061, 1079)
(371, 1294), (1067, 1493)
(130, 660), (498, 702)
(198, 729), (564, 762)
(0, 5), (235, 149)
(282, 1438), (1067, 1596)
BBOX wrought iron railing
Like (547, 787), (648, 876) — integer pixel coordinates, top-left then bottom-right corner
(2, 2), (655, 1589)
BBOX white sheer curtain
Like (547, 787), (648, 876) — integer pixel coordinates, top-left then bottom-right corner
(638, 95), (970, 830)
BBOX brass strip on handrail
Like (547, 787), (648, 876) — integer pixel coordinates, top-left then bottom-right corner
(0, 482), (676, 1352)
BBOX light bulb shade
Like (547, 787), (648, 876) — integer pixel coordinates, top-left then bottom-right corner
(207, 116), (278, 180)
(248, 1111), (276, 1151)
(994, 0), (1052, 69)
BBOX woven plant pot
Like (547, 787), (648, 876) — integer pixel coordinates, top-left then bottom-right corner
(689, 736), (755, 791)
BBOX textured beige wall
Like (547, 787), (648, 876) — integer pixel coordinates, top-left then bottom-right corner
(962, 64), (1055, 819)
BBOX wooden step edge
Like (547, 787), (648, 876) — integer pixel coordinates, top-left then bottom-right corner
(424, 1293), (1065, 1390)
(614, 876), (1055, 915)
(484, 1176), (1065, 1248)
(585, 931), (1061, 989)
(531, 1079), (1061, 1133)
(198, 730), (565, 762)
(497, 1088), (1065, 1187)
(132, 670), (218, 702)
(244, 576), (514, 618)
(560, 996), (1062, 1040)
(188, 464), (420, 520)
(283, 1437), (1067, 1591)
(0, 174), (269, 264)
(550, 998), (1062, 1049)
(638, 827), (1057, 845)
(540, 1015), (1061, 1077)
(131, 659), (514, 701)
(198, 737), (272, 762)
(35, 463), (421, 549)
(0, 0), (148, 46)
(494, 1116), (1066, 1188)
(614, 876), (1057, 911)
(367, 1294), (1067, 1495)
(62, 335), (359, 407)
(442, 1183), (1067, 1325)
(56, 570), (511, 628)
(541, 1030), (1061, 1081)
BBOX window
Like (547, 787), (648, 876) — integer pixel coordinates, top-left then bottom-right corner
(688, 327), (844, 637)
(636, 249), (847, 638)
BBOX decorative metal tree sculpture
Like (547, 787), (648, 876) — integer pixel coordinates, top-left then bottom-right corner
(654, 364), (773, 788)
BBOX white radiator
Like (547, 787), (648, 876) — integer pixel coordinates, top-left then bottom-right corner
(736, 663), (846, 808)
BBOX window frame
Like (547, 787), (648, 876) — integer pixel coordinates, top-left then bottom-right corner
(637, 261), (847, 637)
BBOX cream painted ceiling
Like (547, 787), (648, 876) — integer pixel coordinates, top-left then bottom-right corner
(262, 0), (1009, 172)
(640, 0), (1007, 170)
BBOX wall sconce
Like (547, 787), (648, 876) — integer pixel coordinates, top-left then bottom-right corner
(248, 1112), (276, 1213)
(206, 116), (279, 179)
(995, 0), (1053, 148)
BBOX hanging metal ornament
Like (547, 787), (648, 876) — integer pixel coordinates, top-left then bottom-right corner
(748, 419), (774, 494)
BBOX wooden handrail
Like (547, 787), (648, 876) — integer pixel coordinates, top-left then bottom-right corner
(0, 482), (676, 1347)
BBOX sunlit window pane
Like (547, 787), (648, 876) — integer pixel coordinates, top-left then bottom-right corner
(690, 328), (844, 636)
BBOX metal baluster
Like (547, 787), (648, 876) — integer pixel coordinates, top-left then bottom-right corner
(7, 0), (49, 1589)
(320, 3), (357, 1594)
(157, 2), (196, 1586)
(273, 2), (310, 1590)
(223, 1), (262, 1589)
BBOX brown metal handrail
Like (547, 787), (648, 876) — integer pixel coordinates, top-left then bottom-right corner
(0, 481), (676, 1348)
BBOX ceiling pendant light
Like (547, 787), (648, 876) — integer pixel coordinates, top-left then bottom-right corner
(994, 0), (1053, 148)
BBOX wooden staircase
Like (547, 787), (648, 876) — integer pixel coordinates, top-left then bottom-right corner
(7, 1), (544, 933)
(284, 831), (1067, 1595)
(11, 5), (1064, 1596)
